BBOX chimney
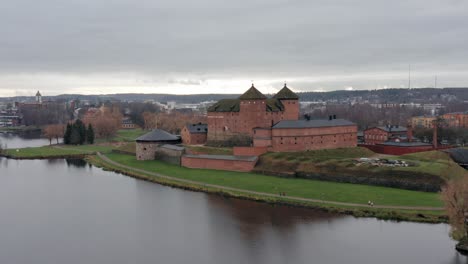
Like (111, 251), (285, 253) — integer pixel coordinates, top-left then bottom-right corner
(407, 124), (413, 142)
(432, 120), (438, 149)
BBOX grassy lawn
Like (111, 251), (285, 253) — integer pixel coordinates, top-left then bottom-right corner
(257, 147), (466, 179)
(185, 145), (233, 155)
(3, 146), (89, 158)
(114, 142), (136, 154)
(95, 129), (146, 143)
(264, 147), (374, 163)
(105, 153), (443, 208)
(3, 144), (115, 158)
(397, 151), (467, 179)
(112, 129), (146, 142)
(57, 145), (115, 154)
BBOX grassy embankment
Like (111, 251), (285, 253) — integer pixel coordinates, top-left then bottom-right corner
(1, 129), (146, 159)
(257, 147), (464, 178)
(88, 152), (445, 222)
(255, 148), (466, 192)
(1, 128), (461, 222)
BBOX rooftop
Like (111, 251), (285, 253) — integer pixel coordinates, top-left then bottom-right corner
(376, 126), (407, 133)
(160, 144), (185, 151)
(186, 123), (208, 134)
(273, 84), (299, 100)
(273, 119), (356, 129)
(208, 98), (284, 112)
(136, 129), (180, 142)
(238, 85), (267, 100)
(184, 154), (258, 162)
(379, 142), (433, 147)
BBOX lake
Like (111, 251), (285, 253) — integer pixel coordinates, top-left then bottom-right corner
(0, 137), (466, 264)
(0, 130), (53, 149)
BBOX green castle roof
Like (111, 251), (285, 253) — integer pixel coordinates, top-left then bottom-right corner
(208, 98), (284, 112)
(273, 84), (299, 99)
(238, 85), (267, 100)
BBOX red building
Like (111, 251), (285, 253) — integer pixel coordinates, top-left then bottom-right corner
(207, 84), (300, 142)
(363, 126), (408, 145)
(207, 84), (357, 152)
(441, 112), (468, 128)
(181, 123), (208, 145)
(265, 119), (357, 152)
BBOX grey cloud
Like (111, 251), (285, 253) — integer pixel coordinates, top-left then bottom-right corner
(0, 0), (467, 95)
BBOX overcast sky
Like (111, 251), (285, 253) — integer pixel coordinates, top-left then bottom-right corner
(0, 0), (467, 97)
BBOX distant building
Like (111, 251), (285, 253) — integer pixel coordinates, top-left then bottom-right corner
(135, 129), (181, 160)
(121, 117), (137, 129)
(441, 112), (468, 128)
(363, 125), (408, 145)
(411, 116), (437, 129)
(35, 91), (42, 104)
(181, 123), (208, 145)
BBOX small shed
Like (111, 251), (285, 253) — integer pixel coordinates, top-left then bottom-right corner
(181, 123), (208, 145)
(136, 129), (181, 160)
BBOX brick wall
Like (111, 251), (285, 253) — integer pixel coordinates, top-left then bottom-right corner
(360, 144), (434, 155)
(363, 128), (389, 144)
(181, 156), (257, 172)
(181, 127), (207, 145)
(279, 99), (300, 120)
(207, 99), (300, 142)
(233, 146), (268, 156)
(271, 125), (357, 152)
(155, 147), (184, 165)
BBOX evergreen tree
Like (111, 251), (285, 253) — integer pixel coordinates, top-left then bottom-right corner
(64, 123), (72, 145)
(87, 124), (95, 144)
(70, 128), (81, 145)
(74, 119), (86, 145)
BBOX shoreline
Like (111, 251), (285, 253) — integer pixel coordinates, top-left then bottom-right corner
(85, 154), (446, 224)
(0, 150), (447, 223)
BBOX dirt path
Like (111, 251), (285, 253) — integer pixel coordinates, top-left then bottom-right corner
(97, 153), (444, 211)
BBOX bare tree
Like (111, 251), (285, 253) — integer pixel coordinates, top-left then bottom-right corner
(442, 175), (468, 243)
(43, 124), (65, 145)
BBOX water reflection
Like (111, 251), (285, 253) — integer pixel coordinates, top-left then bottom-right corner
(0, 156), (466, 264)
(65, 158), (88, 168)
(0, 131), (53, 148)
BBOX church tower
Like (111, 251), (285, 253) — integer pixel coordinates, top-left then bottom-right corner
(35, 91), (42, 104)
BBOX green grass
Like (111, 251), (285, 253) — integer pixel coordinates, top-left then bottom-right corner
(3, 145), (115, 158)
(258, 148), (466, 179)
(114, 142), (136, 154)
(57, 145), (115, 154)
(264, 147), (374, 163)
(397, 151), (467, 179)
(3, 146), (88, 158)
(105, 153), (443, 208)
(185, 145), (233, 155)
(108, 129), (146, 142)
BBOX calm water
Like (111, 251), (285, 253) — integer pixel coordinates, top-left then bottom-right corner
(0, 131), (52, 148)
(0, 159), (466, 264)
(0, 139), (467, 264)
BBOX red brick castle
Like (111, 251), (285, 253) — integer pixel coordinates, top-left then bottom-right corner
(207, 84), (357, 152)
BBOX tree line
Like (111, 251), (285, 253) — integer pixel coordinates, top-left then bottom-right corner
(63, 120), (95, 145)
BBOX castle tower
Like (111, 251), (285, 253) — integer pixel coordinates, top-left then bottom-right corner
(273, 83), (299, 120)
(239, 84), (269, 133)
(35, 91), (42, 104)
